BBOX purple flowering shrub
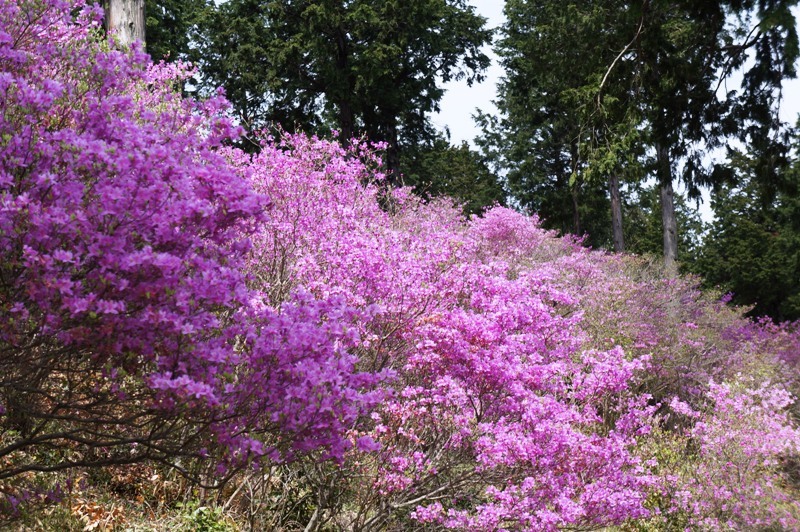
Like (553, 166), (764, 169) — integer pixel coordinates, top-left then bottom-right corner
(241, 133), (800, 529)
(0, 0), (385, 507)
(659, 383), (800, 529)
(2, 1), (800, 529)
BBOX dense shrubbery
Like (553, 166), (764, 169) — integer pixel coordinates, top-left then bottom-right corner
(2, 1), (800, 530)
(0, 0), (384, 493)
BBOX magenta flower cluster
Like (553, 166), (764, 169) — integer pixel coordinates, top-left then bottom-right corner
(2, 1), (800, 529)
(0, 0), (385, 476)
(242, 132), (800, 528)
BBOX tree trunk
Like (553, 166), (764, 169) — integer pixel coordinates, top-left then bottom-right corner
(103, 0), (145, 49)
(385, 118), (401, 188)
(333, 27), (354, 145)
(569, 143), (582, 237)
(571, 185), (581, 237)
(609, 173), (624, 252)
(338, 100), (354, 147)
(656, 143), (678, 273)
(660, 181), (678, 271)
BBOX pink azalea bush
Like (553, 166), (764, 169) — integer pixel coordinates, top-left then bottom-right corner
(2, 1), (800, 529)
(241, 134), (800, 529)
(665, 382), (800, 529)
(0, 0), (385, 503)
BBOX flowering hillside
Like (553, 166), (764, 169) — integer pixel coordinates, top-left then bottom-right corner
(1, 1), (800, 530)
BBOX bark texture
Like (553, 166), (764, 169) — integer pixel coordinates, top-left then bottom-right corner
(609, 173), (624, 252)
(104, 0), (146, 49)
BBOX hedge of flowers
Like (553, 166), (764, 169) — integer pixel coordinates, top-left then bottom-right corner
(1, 1), (799, 530)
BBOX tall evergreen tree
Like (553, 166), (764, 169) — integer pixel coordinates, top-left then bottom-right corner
(144, 0), (210, 62)
(193, 0), (492, 183)
(486, 0), (797, 265)
(631, 0), (796, 271)
(481, 0), (644, 250)
(695, 148), (800, 321)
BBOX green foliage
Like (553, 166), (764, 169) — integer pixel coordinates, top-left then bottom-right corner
(400, 137), (506, 215)
(483, 0), (798, 261)
(625, 184), (705, 265)
(178, 501), (236, 532)
(145, 0), (210, 62)
(694, 150), (800, 321)
(192, 0), (491, 176)
(479, 0), (636, 248)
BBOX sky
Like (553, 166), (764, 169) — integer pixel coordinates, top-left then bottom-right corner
(435, 1), (800, 148)
(433, 0), (504, 146)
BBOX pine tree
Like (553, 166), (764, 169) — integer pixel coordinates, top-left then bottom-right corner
(193, 0), (492, 183)
(486, 0), (797, 266)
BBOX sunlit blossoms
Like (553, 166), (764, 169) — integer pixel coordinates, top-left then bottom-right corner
(0, 0), (386, 482)
(2, 1), (800, 530)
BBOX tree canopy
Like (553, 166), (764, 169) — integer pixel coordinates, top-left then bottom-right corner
(695, 148), (800, 321)
(144, 0), (209, 62)
(484, 0), (798, 268)
(192, 0), (492, 180)
(479, 0), (635, 249)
